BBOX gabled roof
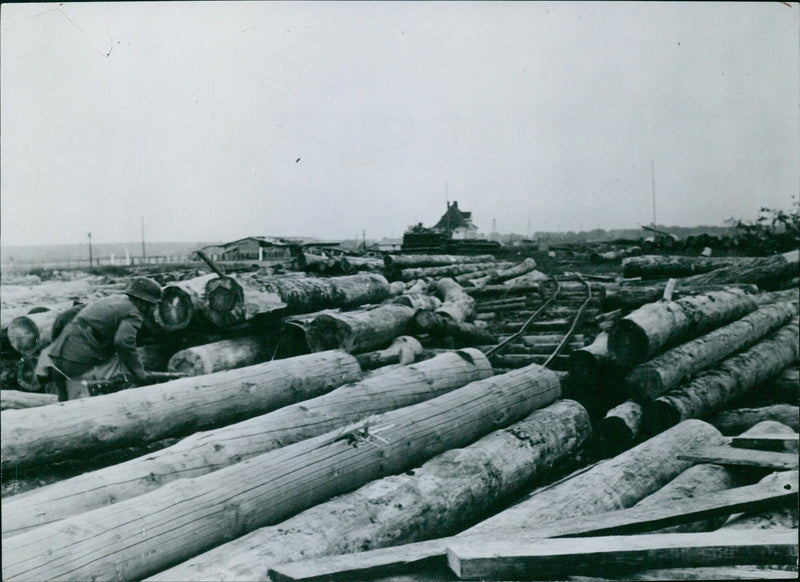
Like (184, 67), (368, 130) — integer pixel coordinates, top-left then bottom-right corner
(433, 201), (477, 232)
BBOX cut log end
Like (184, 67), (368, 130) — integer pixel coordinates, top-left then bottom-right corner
(166, 350), (207, 376)
(6, 317), (40, 355)
(155, 287), (194, 331)
(608, 319), (650, 367)
(644, 399), (683, 436)
(626, 366), (664, 403)
(568, 350), (602, 387)
(305, 315), (348, 352)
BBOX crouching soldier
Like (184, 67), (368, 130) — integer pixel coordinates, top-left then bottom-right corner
(36, 277), (162, 400)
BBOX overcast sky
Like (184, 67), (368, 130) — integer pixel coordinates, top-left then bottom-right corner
(1, 1), (798, 246)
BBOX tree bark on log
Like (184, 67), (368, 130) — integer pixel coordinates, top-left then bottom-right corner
(167, 337), (273, 376)
(411, 311), (497, 345)
(1, 351), (362, 473)
(305, 305), (414, 354)
(751, 289), (799, 308)
(453, 263), (513, 285)
(502, 271), (550, 287)
(433, 278), (476, 323)
(721, 468), (799, 531)
(1, 362), (560, 582)
(625, 303), (795, 402)
(148, 400), (590, 582)
(608, 289), (758, 367)
(391, 293), (441, 312)
(678, 250), (800, 290)
(708, 405), (800, 435)
(337, 256), (385, 274)
(622, 255), (761, 279)
(491, 258), (538, 283)
(643, 319), (800, 434)
(397, 262), (501, 282)
(602, 284), (759, 311)
(0, 390), (58, 411)
(257, 274), (391, 315)
(384, 254), (496, 269)
(2, 349), (491, 538)
(464, 419), (725, 534)
(6, 309), (64, 355)
(354, 336), (423, 370)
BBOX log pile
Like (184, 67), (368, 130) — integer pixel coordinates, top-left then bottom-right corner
(2, 250), (798, 581)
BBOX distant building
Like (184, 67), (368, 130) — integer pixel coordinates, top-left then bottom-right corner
(198, 236), (340, 261)
(432, 201), (479, 239)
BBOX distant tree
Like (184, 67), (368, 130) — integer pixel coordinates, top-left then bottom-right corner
(727, 197), (800, 255)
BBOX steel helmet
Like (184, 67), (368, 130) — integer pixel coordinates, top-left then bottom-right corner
(124, 277), (162, 304)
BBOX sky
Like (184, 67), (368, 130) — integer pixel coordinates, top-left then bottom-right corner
(1, 1), (798, 246)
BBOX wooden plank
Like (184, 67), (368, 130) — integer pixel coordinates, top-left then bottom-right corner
(678, 446), (798, 470)
(268, 474), (798, 582)
(731, 434), (799, 453)
(445, 530), (798, 581)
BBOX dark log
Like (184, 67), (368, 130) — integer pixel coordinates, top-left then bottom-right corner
(465, 419), (724, 534)
(2, 350), (490, 538)
(2, 362), (560, 581)
(0, 351), (362, 472)
(444, 530), (797, 581)
(258, 274), (391, 315)
(708, 405), (800, 435)
(760, 364), (799, 405)
(411, 310), (497, 345)
(151, 400), (590, 581)
(464, 284), (541, 298)
(622, 255), (761, 279)
(354, 336), (423, 370)
(596, 400), (643, 455)
(167, 337), (273, 376)
(0, 390), (58, 411)
(678, 250), (799, 290)
(643, 319), (799, 434)
(625, 303), (795, 402)
(608, 289), (757, 367)
(384, 254), (496, 269)
(305, 305), (414, 353)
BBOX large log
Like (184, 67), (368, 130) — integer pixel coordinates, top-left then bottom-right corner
(602, 283), (759, 311)
(397, 262), (501, 282)
(433, 277), (475, 323)
(608, 289), (758, 367)
(383, 254), (496, 269)
(596, 400), (643, 456)
(5, 309), (64, 355)
(167, 337), (273, 376)
(1, 351), (361, 472)
(256, 274), (391, 314)
(0, 390), (58, 411)
(445, 530), (797, 581)
(708, 405), (800, 435)
(411, 311), (497, 345)
(625, 302), (795, 402)
(1, 363), (561, 581)
(622, 255), (760, 279)
(453, 263), (514, 285)
(338, 255), (385, 273)
(354, 336), (423, 370)
(721, 468), (799, 531)
(678, 250), (800, 290)
(151, 399), (591, 581)
(151, 273), (218, 333)
(391, 293), (441, 312)
(305, 304), (414, 353)
(752, 289), (800, 307)
(464, 419), (725, 534)
(2, 349), (491, 538)
(643, 319), (800, 434)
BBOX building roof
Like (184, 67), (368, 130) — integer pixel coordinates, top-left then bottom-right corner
(433, 201), (478, 232)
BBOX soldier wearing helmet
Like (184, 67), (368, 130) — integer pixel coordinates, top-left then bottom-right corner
(35, 277), (162, 400)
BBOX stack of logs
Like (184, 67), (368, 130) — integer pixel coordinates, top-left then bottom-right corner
(1, 249), (798, 581)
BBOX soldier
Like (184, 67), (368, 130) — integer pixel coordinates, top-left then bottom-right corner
(35, 277), (162, 400)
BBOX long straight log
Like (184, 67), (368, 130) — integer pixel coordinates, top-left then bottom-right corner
(305, 305), (414, 353)
(464, 419), (725, 534)
(397, 262), (500, 282)
(625, 303), (795, 402)
(643, 319), (800, 434)
(166, 337), (273, 376)
(679, 250), (799, 290)
(602, 283), (760, 311)
(752, 289), (800, 307)
(0, 390), (58, 411)
(257, 274), (391, 314)
(151, 399), (591, 581)
(1, 351), (361, 472)
(384, 254), (496, 269)
(2, 349), (491, 538)
(608, 289), (757, 367)
(2, 363), (561, 581)
(622, 255), (761, 279)
(708, 405), (800, 435)
(445, 530), (798, 581)
(501, 270), (551, 287)
(453, 262), (514, 284)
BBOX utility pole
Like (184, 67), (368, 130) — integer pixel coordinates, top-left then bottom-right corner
(651, 159), (657, 229)
(141, 216), (147, 260)
(87, 232), (93, 267)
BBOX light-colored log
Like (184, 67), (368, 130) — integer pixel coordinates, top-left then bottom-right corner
(305, 304), (414, 353)
(397, 262), (501, 282)
(2, 349), (490, 538)
(354, 336), (423, 370)
(151, 399), (590, 581)
(608, 289), (758, 367)
(257, 274), (391, 315)
(678, 250), (799, 289)
(596, 400), (643, 455)
(384, 254), (496, 269)
(0, 390), (57, 411)
(1, 351), (361, 472)
(432, 278), (476, 323)
(2, 362), (560, 581)
(166, 337), (272, 376)
(625, 303), (795, 402)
